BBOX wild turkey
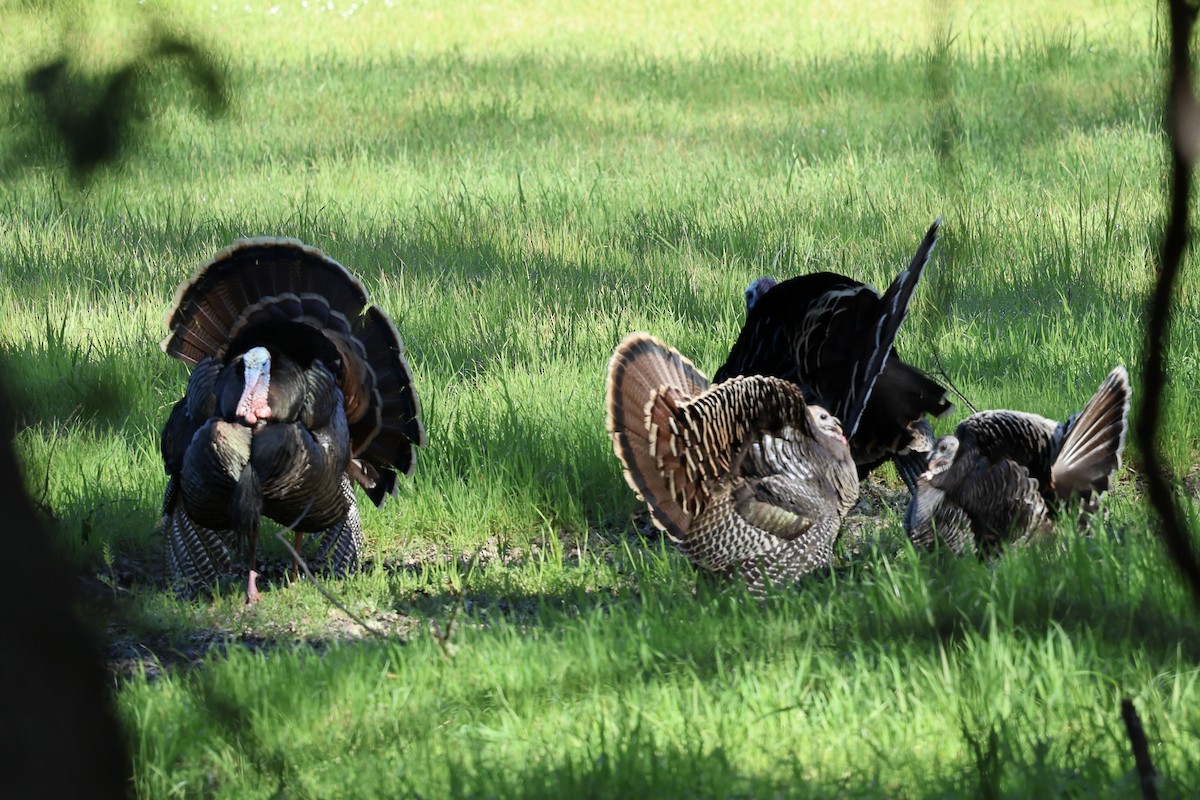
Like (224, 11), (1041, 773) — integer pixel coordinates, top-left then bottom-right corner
(159, 238), (425, 601)
(715, 219), (952, 491)
(905, 366), (1130, 555)
(605, 332), (859, 592)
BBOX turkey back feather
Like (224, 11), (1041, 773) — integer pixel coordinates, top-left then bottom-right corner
(714, 220), (950, 474)
(956, 411), (1060, 486)
(956, 457), (1050, 553)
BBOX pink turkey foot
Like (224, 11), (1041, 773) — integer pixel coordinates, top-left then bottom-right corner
(245, 570), (261, 604)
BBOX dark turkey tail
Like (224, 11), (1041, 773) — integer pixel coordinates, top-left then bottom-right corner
(161, 238), (424, 505)
(161, 238), (370, 366)
(605, 333), (710, 538)
(841, 219), (944, 438)
(1051, 365), (1131, 505)
(852, 359), (952, 474)
(348, 304), (426, 506)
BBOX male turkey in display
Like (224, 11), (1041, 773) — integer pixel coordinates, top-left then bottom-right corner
(160, 238), (425, 602)
(904, 366), (1129, 555)
(606, 333), (859, 593)
(715, 219), (952, 492)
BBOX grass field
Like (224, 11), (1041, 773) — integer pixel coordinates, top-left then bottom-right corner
(3, 0), (1200, 796)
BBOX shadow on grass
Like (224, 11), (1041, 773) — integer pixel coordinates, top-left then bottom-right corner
(132, 623), (1200, 799)
(434, 711), (1193, 800)
(95, 514), (1200, 697)
(0, 335), (153, 433)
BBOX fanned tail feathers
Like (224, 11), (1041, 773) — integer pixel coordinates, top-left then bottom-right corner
(161, 238), (369, 366)
(1051, 366), (1130, 502)
(349, 305), (426, 505)
(606, 333), (816, 564)
(605, 333), (711, 538)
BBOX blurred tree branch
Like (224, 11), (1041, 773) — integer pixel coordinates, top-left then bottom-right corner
(1120, 698), (1159, 800)
(1140, 0), (1200, 609)
(0, 9), (231, 795)
(6, 21), (228, 182)
(0, 367), (131, 798)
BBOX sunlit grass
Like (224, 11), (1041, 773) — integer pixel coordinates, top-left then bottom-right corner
(114, 522), (1200, 798)
(1, 0), (1198, 797)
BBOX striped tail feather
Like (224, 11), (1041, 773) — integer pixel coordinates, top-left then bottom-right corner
(606, 332), (816, 547)
(161, 238), (370, 366)
(163, 480), (235, 592)
(313, 475), (366, 575)
(1051, 365), (1131, 503)
(605, 333), (711, 538)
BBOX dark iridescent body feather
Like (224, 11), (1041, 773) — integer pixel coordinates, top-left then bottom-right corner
(716, 220), (951, 489)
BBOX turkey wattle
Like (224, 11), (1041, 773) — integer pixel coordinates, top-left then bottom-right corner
(159, 238), (425, 601)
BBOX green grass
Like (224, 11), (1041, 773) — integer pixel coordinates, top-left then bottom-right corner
(113, 518), (1200, 798)
(2, 0), (1200, 796)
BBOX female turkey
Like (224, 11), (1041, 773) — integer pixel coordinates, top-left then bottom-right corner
(905, 366), (1130, 555)
(606, 333), (859, 593)
(715, 219), (952, 491)
(159, 238), (425, 601)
